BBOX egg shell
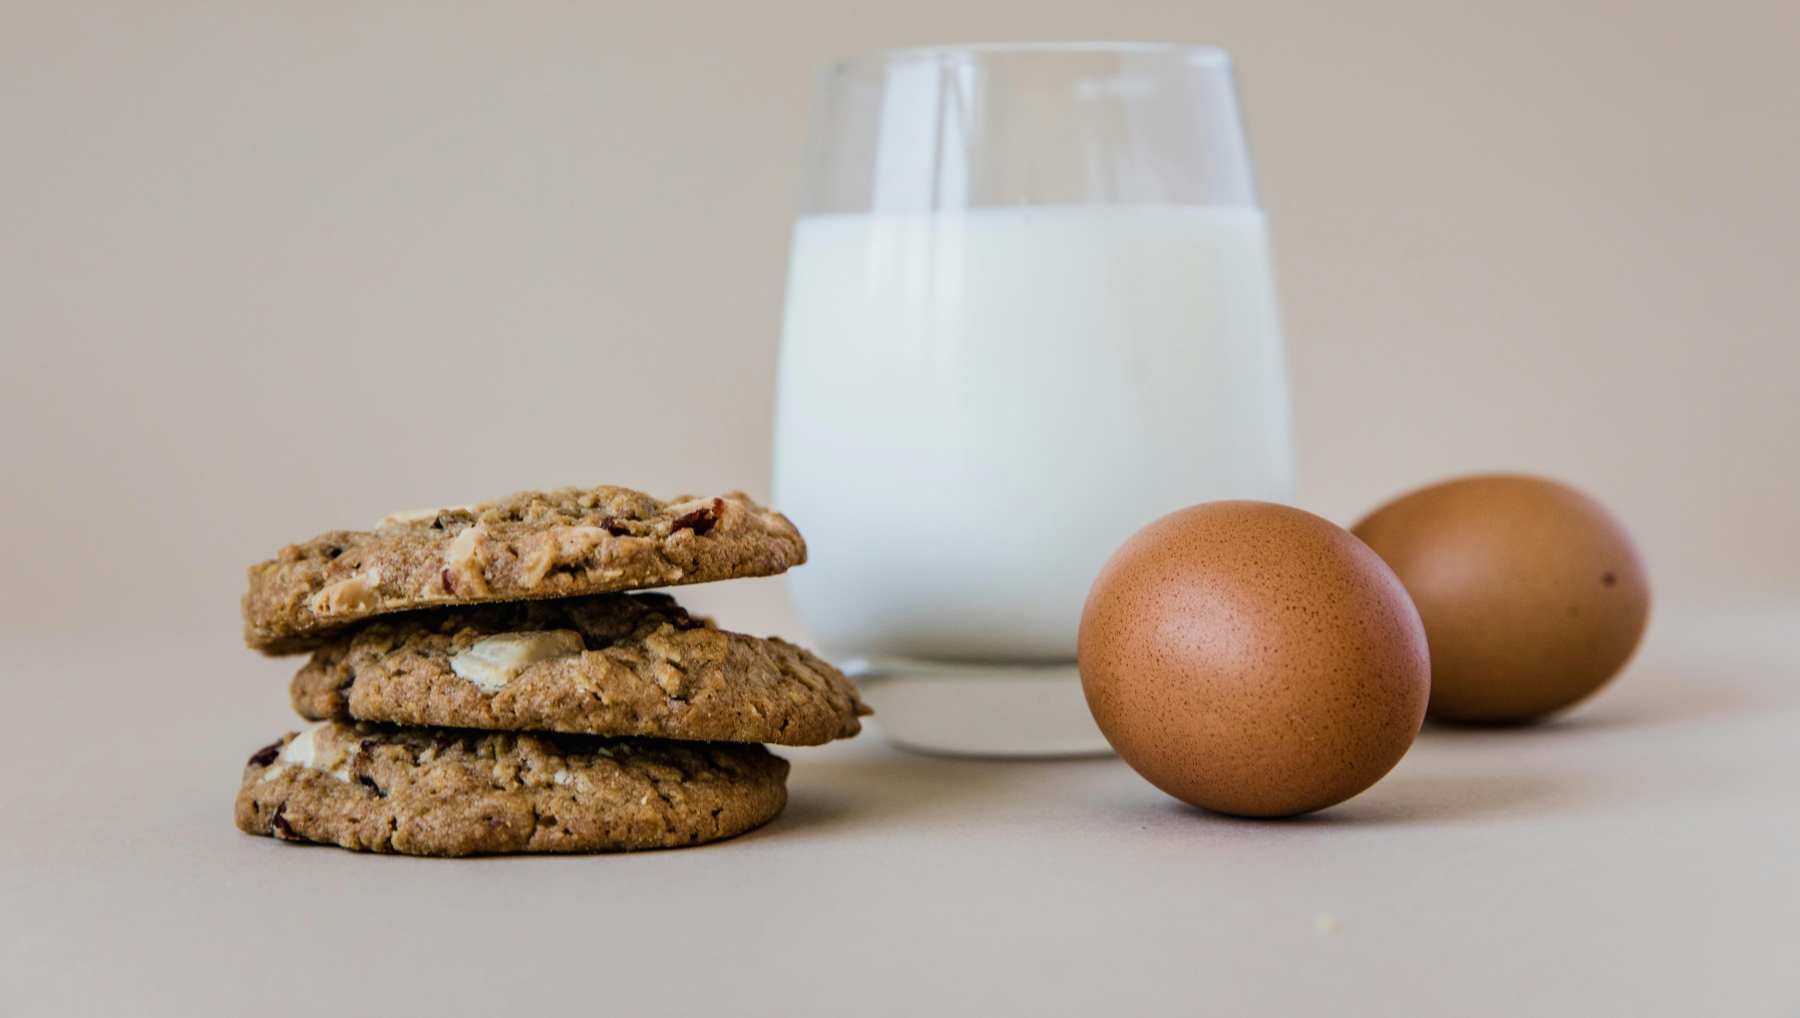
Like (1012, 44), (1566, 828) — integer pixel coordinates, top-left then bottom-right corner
(1078, 501), (1430, 818)
(1352, 474), (1649, 724)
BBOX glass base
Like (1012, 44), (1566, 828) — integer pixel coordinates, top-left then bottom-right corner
(841, 658), (1114, 758)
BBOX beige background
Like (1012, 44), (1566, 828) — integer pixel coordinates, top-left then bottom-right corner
(3, 0), (1798, 646)
(3, 2), (1798, 1015)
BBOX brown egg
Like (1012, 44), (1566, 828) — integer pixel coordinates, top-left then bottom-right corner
(1352, 474), (1649, 724)
(1078, 501), (1430, 818)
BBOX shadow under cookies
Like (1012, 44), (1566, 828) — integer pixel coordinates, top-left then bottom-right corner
(766, 738), (1115, 840)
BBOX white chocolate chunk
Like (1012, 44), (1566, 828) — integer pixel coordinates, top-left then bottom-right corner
(518, 526), (613, 588)
(308, 568), (381, 616)
(280, 722), (352, 782)
(450, 630), (586, 693)
(376, 507), (439, 528)
(440, 523), (493, 595)
(445, 524), (483, 567)
(376, 504), (475, 528)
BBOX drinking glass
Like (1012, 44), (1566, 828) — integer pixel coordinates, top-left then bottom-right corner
(773, 43), (1294, 756)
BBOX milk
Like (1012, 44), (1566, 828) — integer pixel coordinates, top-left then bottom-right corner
(773, 204), (1293, 663)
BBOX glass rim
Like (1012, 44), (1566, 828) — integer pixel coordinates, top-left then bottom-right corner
(825, 41), (1232, 75)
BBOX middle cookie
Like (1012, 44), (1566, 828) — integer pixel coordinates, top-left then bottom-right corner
(291, 593), (867, 746)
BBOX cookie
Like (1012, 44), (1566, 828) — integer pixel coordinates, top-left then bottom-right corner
(290, 594), (868, 746)
(243, 486), (806, 654)
(235, 720), (789, 856)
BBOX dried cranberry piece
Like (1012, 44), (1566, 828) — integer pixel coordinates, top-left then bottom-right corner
(248, 740), (284, 767)
(671, 498), (724, 536)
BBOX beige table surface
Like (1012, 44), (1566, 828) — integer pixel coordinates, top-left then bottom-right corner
(3, 603), (1796, 1017)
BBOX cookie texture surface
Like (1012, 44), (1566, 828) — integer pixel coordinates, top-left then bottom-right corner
(290, 594), (867, 745)
(243, 486), (806, 654)
(235, 721), (789, 856)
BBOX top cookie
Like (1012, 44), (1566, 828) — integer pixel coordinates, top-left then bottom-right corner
(243, 486), (805, 654)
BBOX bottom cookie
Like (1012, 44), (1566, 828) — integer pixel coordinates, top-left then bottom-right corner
(236, 720), (788, 856)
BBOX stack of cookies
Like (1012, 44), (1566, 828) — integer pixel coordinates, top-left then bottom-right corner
(233, 484), (867, 857)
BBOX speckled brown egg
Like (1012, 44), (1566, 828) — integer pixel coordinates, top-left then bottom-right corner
(1352, 474), (1649, 724)
(1078, 501), (1430, 818)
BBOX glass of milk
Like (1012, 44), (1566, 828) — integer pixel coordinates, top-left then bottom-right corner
(773, 43), (1294, 756)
